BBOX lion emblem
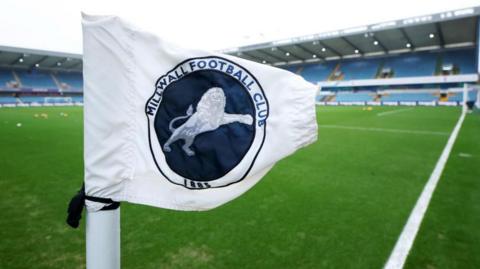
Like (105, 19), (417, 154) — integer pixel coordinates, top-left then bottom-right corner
(163, 87), (253, 156)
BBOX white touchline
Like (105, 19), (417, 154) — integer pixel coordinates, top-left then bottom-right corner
(383, 110), (467, 269)
(377, 108), (414, 117)
(318, 125), (449, 136)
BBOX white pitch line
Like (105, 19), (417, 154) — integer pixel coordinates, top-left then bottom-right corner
(383, 110), (466, 269)
(318, 125), (449, 136)
(377, 108), (414, 117)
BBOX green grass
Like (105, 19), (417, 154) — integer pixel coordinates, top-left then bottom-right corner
(0, 105), (478, 269)
(404, 111), (480, 269)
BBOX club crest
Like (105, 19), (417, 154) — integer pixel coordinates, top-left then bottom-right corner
(146, 56), (269, 189)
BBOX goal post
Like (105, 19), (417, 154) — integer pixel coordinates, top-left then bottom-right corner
(476, 87), (480, 109)
(463, 83), (479, 112)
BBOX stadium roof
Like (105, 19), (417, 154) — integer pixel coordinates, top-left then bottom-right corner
(222, 6), (480, 66)
(0, 45), (82, 72)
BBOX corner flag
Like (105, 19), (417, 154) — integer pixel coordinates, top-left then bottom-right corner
(78, 14), (317, 213)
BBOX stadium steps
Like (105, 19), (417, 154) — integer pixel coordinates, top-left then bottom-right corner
(51, 74), (63, 91)
(375, 60), (385, 78)
(296, 66), (304, 75)
(328, 63), (341, 81)
(11, 70), (22, 88)
(325, 95), (336, 102)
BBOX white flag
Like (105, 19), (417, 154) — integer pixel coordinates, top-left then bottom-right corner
(82, 14), (317, 211)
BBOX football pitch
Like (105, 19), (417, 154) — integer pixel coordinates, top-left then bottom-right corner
(0, 105), (479, 269)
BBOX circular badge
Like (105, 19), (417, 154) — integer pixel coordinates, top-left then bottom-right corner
(146, 56), (268, 189)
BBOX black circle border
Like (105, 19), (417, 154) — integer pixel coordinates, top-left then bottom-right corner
(145, 56), (269, 190)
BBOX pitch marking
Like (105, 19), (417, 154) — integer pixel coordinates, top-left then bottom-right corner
(458, 152), (472, 158)
(377, 108), (414, 117)
(318, 125), (449, 136)
(383, 110), (466, 269)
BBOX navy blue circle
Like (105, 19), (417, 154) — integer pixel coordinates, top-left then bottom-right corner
(154, 70), (255, 181)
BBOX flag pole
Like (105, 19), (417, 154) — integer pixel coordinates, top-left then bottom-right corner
(86, 207), (121, 269)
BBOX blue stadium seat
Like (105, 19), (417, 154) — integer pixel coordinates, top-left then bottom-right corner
(282, 65), (300, 74)
(281, 49), (475, 82)
(449, 91), (478, 102)
(339, 58), (381, 80)
(0, 96), (18, 104)
(300, 62), (337, 83)
(381, 92), (437, 102)
(442, 49), (476, 74)
(448, 93), (463, 102)
(17, 70), (57, 88)
(20, 96), (46, 103)
(71, 96), (84, 103)
(383, 52), (438, 77)
(0, 69), (15, 88)
(56, 72), (83, 89)
(335, 92), (374, 102)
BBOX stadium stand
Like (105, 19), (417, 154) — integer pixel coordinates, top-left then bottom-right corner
(299, 62), (336, 83)
(442, 48), (476, 75)
(281, 48), (477, 104)
(0, 96), (18, 104)
(335, 92), (374, 102)
(286, 48), (476, 86)
(383, 52), (438, 78)
(0, 48), (477, 106)
(56, 72), (83, 90)
(16, 70), (57, 89)
(70, 96), (84, 103)
(380, 92), (438, 102)
(0, 69), (15, 88)
(292, 49), (476, 82)
(339, 58), (381, 80)
(448, 90), (478, 102)
(19, 96), (47, 103)
(0, 7), (479, 106)
(283, 65), (299, 74)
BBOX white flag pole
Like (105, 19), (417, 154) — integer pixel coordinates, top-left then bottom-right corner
(86, 208), (120, 269)
(463, 83), (468, 113)
(476, 86), (480, 109)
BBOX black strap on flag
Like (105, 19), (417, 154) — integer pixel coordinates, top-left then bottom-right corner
(66, 184), (120, 228)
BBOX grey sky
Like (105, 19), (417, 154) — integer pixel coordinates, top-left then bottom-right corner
(0, 0), (478, 54)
